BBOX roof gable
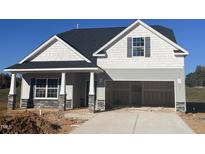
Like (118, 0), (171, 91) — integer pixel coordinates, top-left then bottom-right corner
(93, 20), (188, 56)
(19, 36), (91, 64)
(57, 27), (126, 62)
(31, 39), (85, 62)
(19, 20), (188, 65)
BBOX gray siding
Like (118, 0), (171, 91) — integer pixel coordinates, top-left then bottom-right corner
(20, 72), (90, 109)
(96, 68), (186, 104)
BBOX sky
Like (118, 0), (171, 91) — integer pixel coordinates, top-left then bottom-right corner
(0, 19), (204, 74)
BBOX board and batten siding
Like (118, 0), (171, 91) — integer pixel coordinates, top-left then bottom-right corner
(97, 24), (184, 69)
(31, 39), (84, 62)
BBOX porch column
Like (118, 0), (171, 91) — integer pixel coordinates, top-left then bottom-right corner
(59, 72), (66, 111)
(88, 72), (95, 112)
(8, 73), (16, 110)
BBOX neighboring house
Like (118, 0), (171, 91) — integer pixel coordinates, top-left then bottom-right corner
(4, 20), (189, 112)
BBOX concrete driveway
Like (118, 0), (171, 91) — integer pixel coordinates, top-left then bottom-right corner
(71, 110), (194, 134)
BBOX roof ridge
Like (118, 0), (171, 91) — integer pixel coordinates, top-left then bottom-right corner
(70, 26), (126, 31)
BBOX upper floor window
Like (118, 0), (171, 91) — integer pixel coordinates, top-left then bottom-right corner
(132, 37), (145, 56)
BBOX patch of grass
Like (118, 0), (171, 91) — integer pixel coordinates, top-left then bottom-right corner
(0, 87), (21, 110)
(186, 87), (205, 102)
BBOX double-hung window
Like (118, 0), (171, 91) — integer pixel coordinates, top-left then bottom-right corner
(132, 37), (145, 57)
(35, 79), (58, 99)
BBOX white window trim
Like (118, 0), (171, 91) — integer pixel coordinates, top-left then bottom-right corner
(132, 37), (145, 57)
(34, 78), (59, 100)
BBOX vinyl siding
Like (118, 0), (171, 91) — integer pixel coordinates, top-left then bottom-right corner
(96, 68), (186, 103)
(21, 74), (31, 99)
(31, 39), (84, 62)
(20, 73), (90, 109)
(97, 24), (184, 69)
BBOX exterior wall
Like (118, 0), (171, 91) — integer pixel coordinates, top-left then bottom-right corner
(97, 24), (184, 69)
(20, 72), (89, 109)
(96, 68), (186, 109)
(31, 39), (84, 62)
(96, 24), (186, 111)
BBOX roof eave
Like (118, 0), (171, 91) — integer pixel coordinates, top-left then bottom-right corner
(93, 19), (189, 57)
(4, 67), (103, 73)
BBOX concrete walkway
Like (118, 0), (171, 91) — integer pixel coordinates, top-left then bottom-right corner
(71, 110), (194, 134)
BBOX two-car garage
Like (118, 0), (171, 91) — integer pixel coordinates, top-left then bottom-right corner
(105, 81), (175, 108)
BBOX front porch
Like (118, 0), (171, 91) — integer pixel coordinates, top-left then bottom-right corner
(7, 70), (104, 113)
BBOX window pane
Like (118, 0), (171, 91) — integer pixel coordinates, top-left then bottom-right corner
(47, 89), (57, 98)
(141, 51), (144, 56)
(137, 51), (141, 56)
(140, 38), (144, 46)
(36, 89), (46, 98)
(133, 47), (137, 56)
(36, 79), (46, 88)
(48, 79), (58, 88)
(133, 38), (137, 46)
(132, 37), (144, 47)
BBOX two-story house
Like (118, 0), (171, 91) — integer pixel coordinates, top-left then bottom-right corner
(4, 20), (189, 112)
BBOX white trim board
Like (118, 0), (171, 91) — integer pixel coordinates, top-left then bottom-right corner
(4, 67), (102, 72)
(19, 35), (91, 64)
(93, 19), (189, 56)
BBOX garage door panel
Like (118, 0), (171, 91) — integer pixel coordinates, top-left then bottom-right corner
(112, 90), (129, 105)
(105, 81), (175, 108)
(143, 81), (174, 107)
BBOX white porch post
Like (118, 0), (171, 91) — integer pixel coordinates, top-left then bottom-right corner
(60, 72), (66, 95)
(9, 73), (16, 95)
(89, 72), (95, 95)
(8, 73), (16, 110)
(59, 72), (66, 110)
(88, 72), (95, 112)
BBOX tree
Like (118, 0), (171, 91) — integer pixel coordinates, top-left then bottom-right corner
(186, 65), (205, 87)
(0, 73), (21, 89)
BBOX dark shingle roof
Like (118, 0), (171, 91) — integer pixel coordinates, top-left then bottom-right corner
(6, 24), (178, 70)
(57, 25), (177, 61)
(151, 25), (177, 43)
(174, 50), (184, 53)
(6, 61), (98, 69)
(57, 27), (126, 62)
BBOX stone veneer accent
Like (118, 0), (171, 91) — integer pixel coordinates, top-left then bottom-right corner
(96, 100), (105, 111)
(59, 94), (66, 110)
(21, 99), (33, 108)
(8, 94), (16, 110)
(176, 102), (186, 112)
(88, 95), (95, 112)
(65, 100), (72, 109)
(21, 98), (72, 109)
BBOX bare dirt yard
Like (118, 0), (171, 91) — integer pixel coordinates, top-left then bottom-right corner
(0, 109), (91, 134)
(179, 112), (205, 134)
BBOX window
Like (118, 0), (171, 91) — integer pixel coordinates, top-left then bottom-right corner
(132, 37), (145, 56)
(35, 79), (58, 99)
(47, 79), (58, 98)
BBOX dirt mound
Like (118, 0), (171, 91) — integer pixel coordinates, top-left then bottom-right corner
(0, 112), (61, 134)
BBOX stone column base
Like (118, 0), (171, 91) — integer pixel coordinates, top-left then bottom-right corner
(96, 100), (105, 111)
(59, 94), (66, 111)
(8, 94), (16, 110)
(88, 95), (95, 112)
(176, 102), (186, 112)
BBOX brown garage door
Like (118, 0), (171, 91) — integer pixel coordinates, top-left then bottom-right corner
(105, 81), (174, 108)
(143, 81), (175, 107)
